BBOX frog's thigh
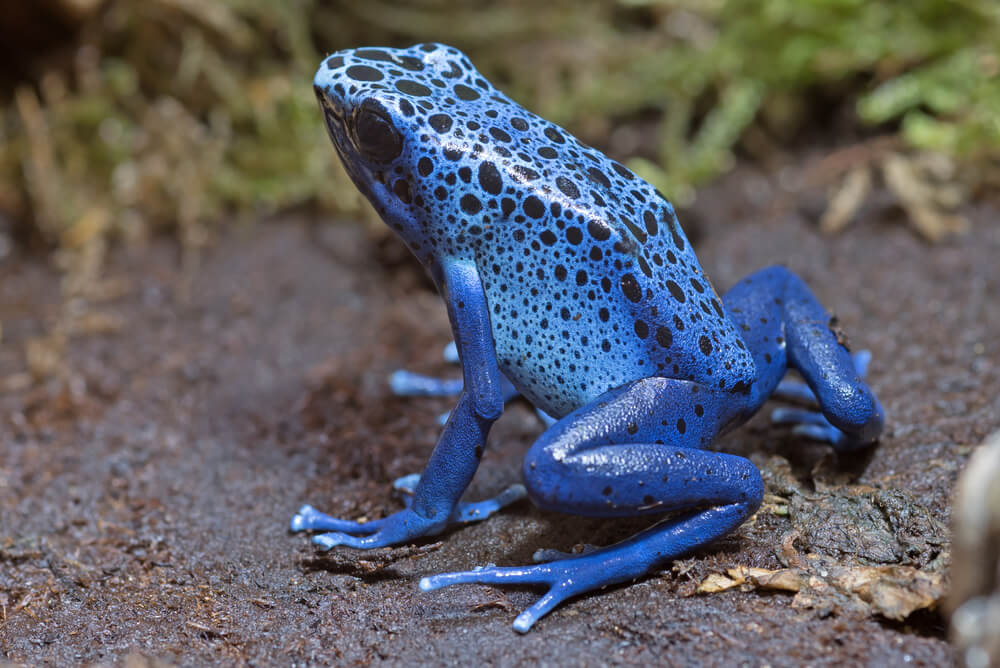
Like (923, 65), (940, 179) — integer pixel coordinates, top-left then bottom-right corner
(523, 377), (762, 518)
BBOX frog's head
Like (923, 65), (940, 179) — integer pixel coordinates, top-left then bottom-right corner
(314, 43), (501, 255)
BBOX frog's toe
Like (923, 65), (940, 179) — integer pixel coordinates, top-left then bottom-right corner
(532, 544), (599, 563)
(452, 484), (527, 523)
(312, 531), (378, 550)
(770, 408), (846, 446)
(389, 369), (463, 397)
(290, 505), (383, 534)
(420, 562), (584, 633)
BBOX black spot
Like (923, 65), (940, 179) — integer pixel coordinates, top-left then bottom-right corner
(345, 65), (383, 82)
(587, 167), (611, 189)
(670, 218), (686, 250)
(478, 162), (502, 195)
(699, 336), (713, 355)
(676, 418), (686, 434)
(443, 148), (462, 161)
(554, 265), (567, 281)
(611, 162), (634, 180)
(656, 326), (672, 348)
(643, 210), (658, 236)
(429, 114), (453, 133)
(454, 84), (480, 100)
(398, 99), (415, 117)
(695, 404), (704, 417)
(325, 56), (345, 70)
(540, 230), (557, 246)
(544, 127), (565, 143)
(458, 166), (471, 183)
(634, 320), (649, 339)
(587, 220), (611, 241)
(565, 227), (583, 245)
(501, 198), (515, 217)
(489, 127), (511, 142)
(395, 80), (431, 97)
(511, 165), (540, 182)
(510, 117), (529, 131)
(523, 196), (545, 218)
(627, 422), (639, 435)
(556, 176), (580, 199)
(392, 179), (411, 203)
(460, 194), (482, 214)
(417, 157), (434, 177)
(355, 49), (393, 62)
(598, 308), (610, 322)
(398, 56), (425, 72)
(602, 486), (612, 496)
(601, 339), (612, 352)
(622, 217), (647, 243)
(575, 270), (588, 286)
(537, 147), (558, 159)
(690, 278), (705, 293)
(620, 274), (642, 303)
(666, 280), (686, 303)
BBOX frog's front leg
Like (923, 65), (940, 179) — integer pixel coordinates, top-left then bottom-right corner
(291, 260), (509, 548)
(421, 376), (764, 632)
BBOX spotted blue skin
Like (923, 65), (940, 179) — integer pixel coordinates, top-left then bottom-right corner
(292, 43), (885, 632)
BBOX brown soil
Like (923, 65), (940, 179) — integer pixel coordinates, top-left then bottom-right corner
(2, 165), (996, 666)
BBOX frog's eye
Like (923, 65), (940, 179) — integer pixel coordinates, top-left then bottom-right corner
(352, 101), (402, 164)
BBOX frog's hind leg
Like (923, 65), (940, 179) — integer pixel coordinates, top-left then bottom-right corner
(722, 265), (884, 450)
(421, 376), (764, 632)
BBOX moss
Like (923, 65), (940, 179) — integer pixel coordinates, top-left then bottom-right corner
(1, 0), (997, 245)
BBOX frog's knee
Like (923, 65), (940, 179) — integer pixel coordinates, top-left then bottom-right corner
(823, 383), (885, 446)
(522, 443), (563, 512)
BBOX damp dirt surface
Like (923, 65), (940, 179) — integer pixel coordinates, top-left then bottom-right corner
(1, 165), (997, 666)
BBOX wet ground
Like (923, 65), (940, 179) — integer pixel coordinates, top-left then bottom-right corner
(1, 165), (997, 666)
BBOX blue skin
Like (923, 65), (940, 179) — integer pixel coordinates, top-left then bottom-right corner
(293, 44), (885, 632)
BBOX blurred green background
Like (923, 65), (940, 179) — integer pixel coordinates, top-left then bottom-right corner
(2, 0), (998, 262)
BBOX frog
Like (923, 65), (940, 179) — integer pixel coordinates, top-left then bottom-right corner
(292, 43), (885, 632)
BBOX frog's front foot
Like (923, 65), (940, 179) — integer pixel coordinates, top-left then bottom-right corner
(770, 350), (881, 449)
(292, 474), (526, 550)
(291, 506), (447, 550)
(393, 473), (527, 524)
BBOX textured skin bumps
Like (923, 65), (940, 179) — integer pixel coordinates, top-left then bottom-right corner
(315, 43), (754, 419)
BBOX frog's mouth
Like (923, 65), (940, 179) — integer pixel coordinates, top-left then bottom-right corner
(317, 96), (376, 201)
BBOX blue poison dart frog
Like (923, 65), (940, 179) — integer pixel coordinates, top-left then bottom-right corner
(292, 43), (884, 632)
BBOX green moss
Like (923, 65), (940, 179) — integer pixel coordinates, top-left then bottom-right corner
(2, 0), (997, 245)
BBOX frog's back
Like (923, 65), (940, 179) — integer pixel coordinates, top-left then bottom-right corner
(316, 44), (755, 417)
(461, 122), (755, 416)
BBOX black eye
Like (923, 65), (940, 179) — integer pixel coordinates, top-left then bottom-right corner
(352, 102), (402, 163)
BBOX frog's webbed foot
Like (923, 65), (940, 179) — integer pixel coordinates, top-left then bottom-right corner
(421, 559), (595, 633)
(393, 473), (527, 524)
(291, 474), (526, 551)
(770, 350), (874, 447)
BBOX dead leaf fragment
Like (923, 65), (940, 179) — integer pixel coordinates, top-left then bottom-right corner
(696, 538), (945, 620)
